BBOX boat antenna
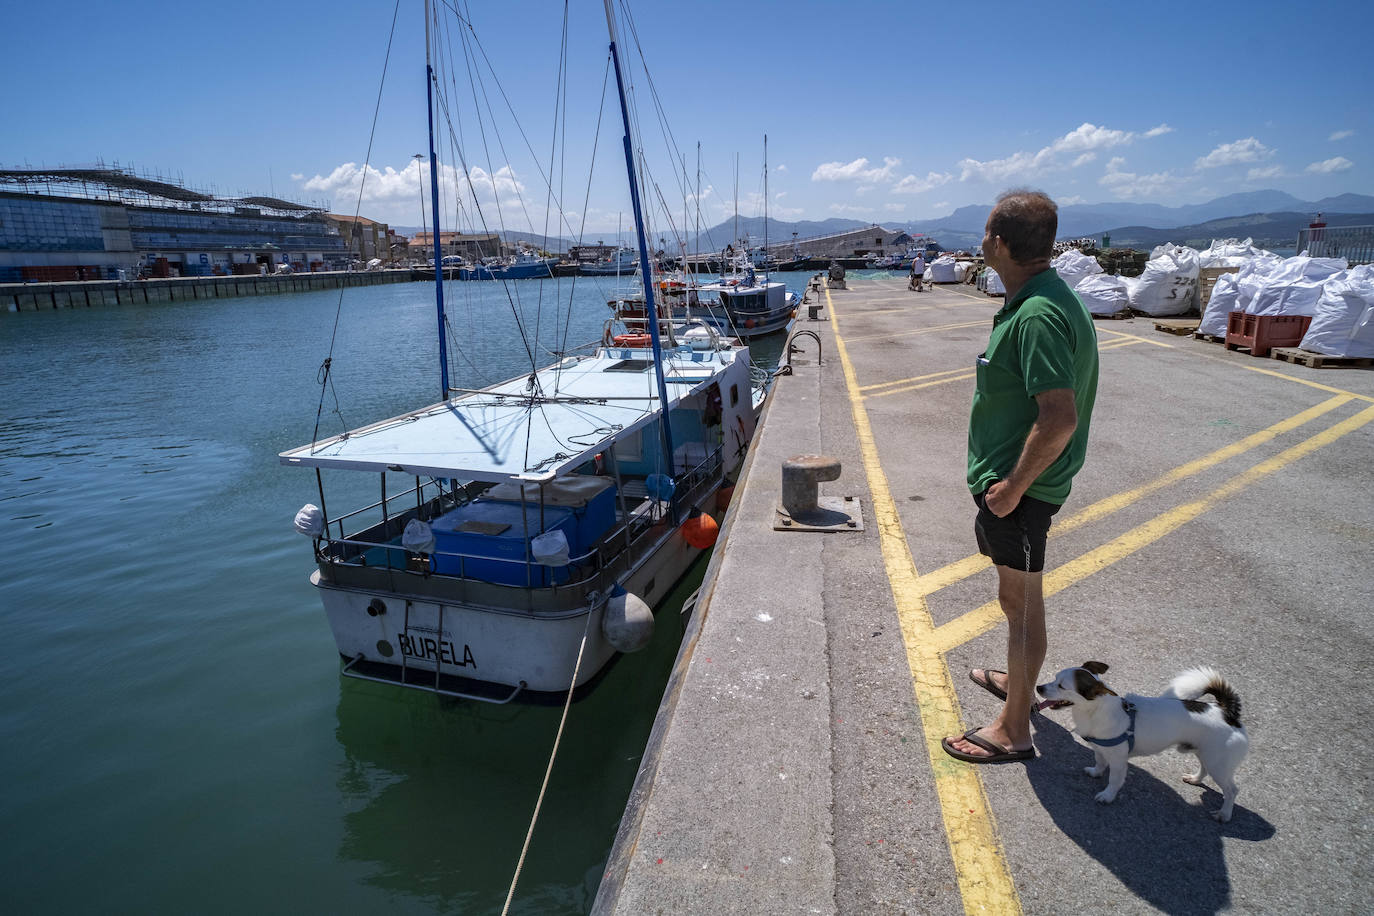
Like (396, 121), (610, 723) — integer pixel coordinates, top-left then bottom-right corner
(604, 0), (676, 502)
(425, 0), (451, 402)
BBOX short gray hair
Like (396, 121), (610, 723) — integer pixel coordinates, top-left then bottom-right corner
(988, 189), (1058, 264)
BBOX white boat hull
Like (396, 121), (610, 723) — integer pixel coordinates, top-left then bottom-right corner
(313, 511), (704, 694)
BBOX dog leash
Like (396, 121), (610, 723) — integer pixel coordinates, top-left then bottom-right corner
(1081, 700), (1138, 752)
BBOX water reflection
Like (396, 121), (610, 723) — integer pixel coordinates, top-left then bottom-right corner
(331, 558), (701, 915)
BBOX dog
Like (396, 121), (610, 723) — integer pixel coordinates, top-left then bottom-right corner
(1036, 661), (1249, 822)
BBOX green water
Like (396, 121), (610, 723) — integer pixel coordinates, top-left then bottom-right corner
(0, 275), (795, 914)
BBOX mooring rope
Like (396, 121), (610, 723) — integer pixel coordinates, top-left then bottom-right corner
(500, 594), (598, 915)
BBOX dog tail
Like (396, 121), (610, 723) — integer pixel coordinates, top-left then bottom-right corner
(1167, 667), (1243, 728)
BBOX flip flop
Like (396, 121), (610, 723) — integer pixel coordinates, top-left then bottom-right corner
(969, 668), (1008, 701)
(941, 728), (1035, 764)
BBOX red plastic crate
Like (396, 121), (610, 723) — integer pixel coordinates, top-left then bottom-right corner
(1225, 311), (1312, 357)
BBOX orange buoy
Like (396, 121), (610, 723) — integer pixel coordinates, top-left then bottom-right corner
(680, 511), (719, 549)
(612, 333), (652, 347)
(715, 485), (735, 511)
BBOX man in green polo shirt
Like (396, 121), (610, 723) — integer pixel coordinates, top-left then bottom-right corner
(943, 189), (1098, 764)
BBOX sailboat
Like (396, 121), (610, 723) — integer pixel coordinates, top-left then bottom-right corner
(280, 0), (758, 702)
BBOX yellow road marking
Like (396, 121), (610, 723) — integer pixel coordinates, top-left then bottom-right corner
(1097, 338), (1144, 352)
(861, 366), (974, 392)
(866, 372), (976, 400)
(1236, 361), (1374, 404)
(931, 401), (1374, 652)
(913, 394), (1355, 596)
(1095, 327), (1175, 348)
(825, 284), (1022, 916)
(844, 318), (992, 343)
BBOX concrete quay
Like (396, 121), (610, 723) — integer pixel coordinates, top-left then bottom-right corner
(595, 274), (1374, 914)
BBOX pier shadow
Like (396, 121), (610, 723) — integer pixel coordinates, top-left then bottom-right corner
(1026, 716), (1274, 916)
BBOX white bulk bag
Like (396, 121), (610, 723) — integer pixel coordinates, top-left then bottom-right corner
(1198, 238), (1271, 268)
(929, 255), (958, 284)
(1234, 254), (1286, 312)
(1074, 274), (1129, 316)
(954, 262), (967, 281)
(1246, 256), (1348, 317)
(1198, 272), (1240, 337)
(1127, 246), (1201, 316)
(1299, 265), (1374, 358)
(1051, 249), (1103, 289)
(984, 268), (1005, 295)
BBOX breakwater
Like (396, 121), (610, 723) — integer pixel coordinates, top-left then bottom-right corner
(1, 268), (431, 312)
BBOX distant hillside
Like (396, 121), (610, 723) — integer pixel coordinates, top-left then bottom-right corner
(1097, 210), (1374, 251)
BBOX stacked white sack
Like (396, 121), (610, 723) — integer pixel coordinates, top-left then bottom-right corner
(1198, 237), (1271, 268)
(1198, 273), (1241, 337)
(1074, 274), (1129, 316)
(985, 268), (1006, 295)
(1299, 264), (1374, 358)
(929, 255), (958, 284)
(1051, 249), (1103, 288)
(1126, 244), (1201, 316)
(1246, 255), (1347, 317)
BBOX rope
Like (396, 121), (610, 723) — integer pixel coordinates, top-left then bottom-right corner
(500, 593), (598, 916)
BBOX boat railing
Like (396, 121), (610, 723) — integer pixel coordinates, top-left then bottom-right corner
(315, 445), (724, 607)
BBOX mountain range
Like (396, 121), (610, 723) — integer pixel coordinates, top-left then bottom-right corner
(391, 190), (1374, 253)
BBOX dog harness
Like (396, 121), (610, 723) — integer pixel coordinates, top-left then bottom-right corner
(1082, 700), (1137, 752)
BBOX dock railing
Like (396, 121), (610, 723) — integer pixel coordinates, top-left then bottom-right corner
(1296, 225), (1374, 265)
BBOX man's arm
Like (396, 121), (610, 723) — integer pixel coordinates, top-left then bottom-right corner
(983, 387), (1077, 518)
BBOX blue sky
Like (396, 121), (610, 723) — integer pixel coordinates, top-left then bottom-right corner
(3, 0), (1369, 237)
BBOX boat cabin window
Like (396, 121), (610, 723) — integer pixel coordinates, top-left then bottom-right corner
(730, 384), (739, 407)
(604, 359), (652, 373)
(613, 429), (642, 462)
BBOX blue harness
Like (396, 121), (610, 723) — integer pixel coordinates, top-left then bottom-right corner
(1082, 701), (1137, 752)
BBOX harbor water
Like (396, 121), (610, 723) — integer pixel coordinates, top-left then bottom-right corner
(0, 275), (798, 914)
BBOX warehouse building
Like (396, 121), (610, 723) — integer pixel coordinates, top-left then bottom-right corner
(0, 167), (351, 282)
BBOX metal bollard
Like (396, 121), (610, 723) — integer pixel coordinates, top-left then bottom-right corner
(776, 455), (863, 532)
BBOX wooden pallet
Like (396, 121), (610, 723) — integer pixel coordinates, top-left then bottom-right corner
(1091, 309), (1133, 321)
(1268, 347), (1374, 369)
(1192, 331), (1225, 344)
(1154, 319), (1199, 336)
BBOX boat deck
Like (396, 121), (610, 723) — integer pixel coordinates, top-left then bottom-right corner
(596, 274), (1374, 914)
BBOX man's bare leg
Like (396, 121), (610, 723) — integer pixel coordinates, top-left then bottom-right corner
(946, 564), (1045, 756)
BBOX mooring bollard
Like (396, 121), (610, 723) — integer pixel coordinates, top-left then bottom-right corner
(776, 455), (864, 532)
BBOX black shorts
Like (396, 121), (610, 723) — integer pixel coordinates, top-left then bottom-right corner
(972, 489), (1061, 572)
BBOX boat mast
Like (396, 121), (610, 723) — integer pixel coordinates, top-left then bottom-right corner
(424, 0), (450, 401)
(763, 134), (768, 280)
(603, 0), (676, 491)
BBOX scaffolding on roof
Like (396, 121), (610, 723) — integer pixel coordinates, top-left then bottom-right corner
(0, 165), (326, 216)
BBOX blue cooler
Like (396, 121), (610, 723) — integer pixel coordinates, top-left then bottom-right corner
(481, 475), (617, 558)
(430, 500), (577, 586)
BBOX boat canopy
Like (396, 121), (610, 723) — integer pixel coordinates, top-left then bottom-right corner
(279, 349), (734, 482)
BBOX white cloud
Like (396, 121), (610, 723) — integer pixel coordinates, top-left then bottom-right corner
(1329, 130), (1354, 141)
(289, 172), (304, 181)
(1246, 165), (1284, 180)
(1100, 157), (1185, 199)
(812, 156), (900, 182)
(775, 164), (788, 172)
(1195, 138), (1274, 169)
(855, 185), (874, 195)
(891, 171), (953, 194)
(883, 203), (905, 213)
(1306, 156), (1353, 174)
(1143, 124), (1174, 138)
(931, 201), (948, 211)
(958, 121), (1162, 183)
(1059, 195), (1086, 205)
(829, 203), (874, 216)
(774, 191), (788, 199)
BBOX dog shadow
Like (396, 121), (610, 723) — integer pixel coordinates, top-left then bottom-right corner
(1027, 716), (1275, 915)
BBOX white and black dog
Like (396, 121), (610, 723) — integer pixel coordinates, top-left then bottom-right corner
(1036, 662), (1249, 822)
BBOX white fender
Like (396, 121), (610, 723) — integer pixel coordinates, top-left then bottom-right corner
(601, 588), (654, 653)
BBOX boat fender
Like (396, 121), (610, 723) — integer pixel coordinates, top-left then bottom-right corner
(680, 510), (719, 549)
(401, 518), (435, 554)
(294, 504), (324, 536)
(602, 588), (654, 653)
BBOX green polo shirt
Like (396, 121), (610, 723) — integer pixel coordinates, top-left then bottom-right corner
(967, 267), (1098, 505)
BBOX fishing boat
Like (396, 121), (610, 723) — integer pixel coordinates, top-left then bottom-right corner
(459, 246), (557, 280)
(281, 0), (759, 702)
(580, 246), (640, 276)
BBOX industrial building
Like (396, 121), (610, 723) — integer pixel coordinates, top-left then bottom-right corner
(0, 166), (354, 282)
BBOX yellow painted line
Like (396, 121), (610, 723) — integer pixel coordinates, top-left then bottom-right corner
(1236, 361), (1374, 404)
(913, 394), (1355, 596)
(1094, 327), (1175, 348)
(844, 318), (992, 343)
(861, 366), (974, 392)
(866, 371), (976, 400)
(1097, 338), (1144, 352)
(931, 401), (1374, 652)
(825, 284), (1022, 916)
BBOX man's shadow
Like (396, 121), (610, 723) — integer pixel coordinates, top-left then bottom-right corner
(1027, 715), (1275, 916)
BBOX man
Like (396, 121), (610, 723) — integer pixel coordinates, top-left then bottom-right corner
(942, 189), (1099, 764)
(909, 251), (926, 291)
